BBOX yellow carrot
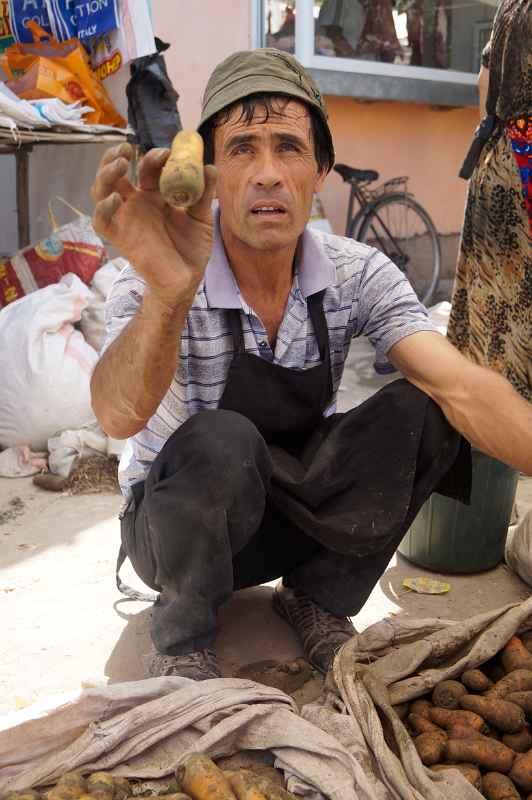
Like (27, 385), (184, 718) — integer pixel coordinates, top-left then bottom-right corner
(159, 131), (205, 208)
(177, 754), (236, 800)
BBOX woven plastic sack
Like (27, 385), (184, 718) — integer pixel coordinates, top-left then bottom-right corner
(0, 199), (106, 309)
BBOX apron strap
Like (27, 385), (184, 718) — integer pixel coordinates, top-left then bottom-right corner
(227, 309), (245, 354)
(115, 544), (159, 603)
(307, 290), (330, 362)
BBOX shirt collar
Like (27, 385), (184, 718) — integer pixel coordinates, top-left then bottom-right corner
(204, 205), (336, 309)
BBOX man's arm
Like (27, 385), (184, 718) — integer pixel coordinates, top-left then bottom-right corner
(91, 290), (187, 439)
(478, 65), (489, 120)
(478, 33), (491, 120)
(89, 144), (217, 439)
(389, 332), (532, 475)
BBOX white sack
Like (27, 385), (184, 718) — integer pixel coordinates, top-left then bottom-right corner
(506, 508), (532, 587)
(80, 258), (125, 353)
(0, 274), (98, 450)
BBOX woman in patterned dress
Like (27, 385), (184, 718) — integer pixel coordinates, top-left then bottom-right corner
(447, 0), (531, 401)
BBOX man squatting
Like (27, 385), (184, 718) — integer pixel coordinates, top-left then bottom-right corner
(90, 49), (532, 680)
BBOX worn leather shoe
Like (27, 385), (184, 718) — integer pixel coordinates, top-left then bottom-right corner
(273, 583), (356, 673)
(147, 648), (222, 681)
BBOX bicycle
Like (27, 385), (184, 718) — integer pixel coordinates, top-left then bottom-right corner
(334, 163), (441, 306)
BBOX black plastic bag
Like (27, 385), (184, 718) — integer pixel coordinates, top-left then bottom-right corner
(126, 38), (182, 153)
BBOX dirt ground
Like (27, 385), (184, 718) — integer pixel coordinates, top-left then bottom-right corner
(1, 470), (530, 715)
(1, 343), (531, 714)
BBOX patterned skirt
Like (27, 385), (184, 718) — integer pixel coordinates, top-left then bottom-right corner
(447, 123), (532, 401)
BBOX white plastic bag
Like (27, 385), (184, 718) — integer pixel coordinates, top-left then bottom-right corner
(0, 446), (48, 477)
(506, 508), (532, 587)
(0, 274), (98, 451)
(48, 423), (108, 477)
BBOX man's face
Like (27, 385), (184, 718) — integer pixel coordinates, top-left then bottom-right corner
(213, 98), (326, 253)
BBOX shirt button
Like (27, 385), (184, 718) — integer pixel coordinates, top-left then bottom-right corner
(259, 340), (269, 349)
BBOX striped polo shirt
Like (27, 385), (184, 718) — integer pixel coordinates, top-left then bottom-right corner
(103, 209), (437, 499)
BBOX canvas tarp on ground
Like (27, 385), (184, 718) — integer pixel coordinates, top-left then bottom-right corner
(2, 598), (532, 799)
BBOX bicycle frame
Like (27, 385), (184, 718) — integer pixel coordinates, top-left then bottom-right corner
(345, 183), (414, 247)
(362, 197), (413, 268)
(338, 166), (441, 306)
(344, 183), (369, 239)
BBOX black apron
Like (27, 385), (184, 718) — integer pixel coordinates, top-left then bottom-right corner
(219, 290), (333, 453)
(218, 291), (470, 558)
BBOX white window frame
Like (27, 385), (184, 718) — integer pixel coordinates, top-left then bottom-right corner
(250, 0), (263, 48)
(262, 0), (478, 87)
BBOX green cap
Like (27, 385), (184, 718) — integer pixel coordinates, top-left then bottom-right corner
(198, 48), (334, 168)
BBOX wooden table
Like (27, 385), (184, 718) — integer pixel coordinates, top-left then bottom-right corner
(0, 127), (127, 249)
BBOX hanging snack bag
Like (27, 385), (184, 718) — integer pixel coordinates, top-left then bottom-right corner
(0, 0), (15, 52)
(8, 0), (52, 42)
(45, 0), (120, 42)
(86, 0), (155, 82)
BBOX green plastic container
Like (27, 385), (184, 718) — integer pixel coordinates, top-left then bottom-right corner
(398, 450), (518, 573)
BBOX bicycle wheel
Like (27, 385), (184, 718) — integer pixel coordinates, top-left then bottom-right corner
(357, 193), (441, 306)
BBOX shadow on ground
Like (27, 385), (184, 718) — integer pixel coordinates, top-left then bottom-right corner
(104, 584), (303, 684)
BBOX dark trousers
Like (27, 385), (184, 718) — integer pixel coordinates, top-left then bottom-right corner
(120, 383), (468, 655)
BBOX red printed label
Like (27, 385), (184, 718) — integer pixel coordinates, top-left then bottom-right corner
(94, 50), (122, 81)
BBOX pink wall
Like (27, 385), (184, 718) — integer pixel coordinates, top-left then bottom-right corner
(151, 1), (252, 129)
(321, 96), (478, 236)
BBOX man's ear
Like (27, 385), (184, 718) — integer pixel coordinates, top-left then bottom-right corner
(206, 161), (219, 199)
(314, 168), (327, 193)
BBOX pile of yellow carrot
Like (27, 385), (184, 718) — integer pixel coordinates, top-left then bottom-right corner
(2, 756), (298, 800)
